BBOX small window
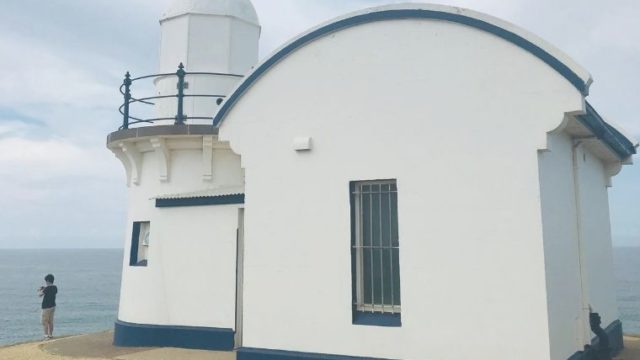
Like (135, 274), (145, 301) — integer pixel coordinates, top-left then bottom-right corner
(350, 180), (401, 326)
(130, 221), (150, 267)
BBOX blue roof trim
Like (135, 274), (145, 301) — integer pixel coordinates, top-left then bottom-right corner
(578, 102), (636, 160)
(214, 8), (589, 127)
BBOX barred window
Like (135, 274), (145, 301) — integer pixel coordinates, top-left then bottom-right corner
(350, 180), (401, 326)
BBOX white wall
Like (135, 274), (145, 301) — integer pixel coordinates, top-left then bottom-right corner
(117, 142), (244, 329)
(159, 13), (259, 74)
(538, 132), (587, 360)
(118, 204), (240, 328)
(575, 144), (619, 326)
(538, 131), (620, 360)
(220, 17), (584, 360)
(155, 9), (260, 123)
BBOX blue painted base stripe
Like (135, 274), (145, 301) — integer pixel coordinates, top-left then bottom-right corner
(113, 320), (234, 351)
(238, 347), (397, 360)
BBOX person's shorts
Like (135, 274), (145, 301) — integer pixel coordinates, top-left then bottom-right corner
(41, 307), (55, 325)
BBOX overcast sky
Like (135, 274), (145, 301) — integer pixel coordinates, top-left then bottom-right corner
(0, 0), (638, 249)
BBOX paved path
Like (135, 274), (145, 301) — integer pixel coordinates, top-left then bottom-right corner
(1, 331), (234, 360)
(1, 331), (639, 359)
(617, 336), (640, 360)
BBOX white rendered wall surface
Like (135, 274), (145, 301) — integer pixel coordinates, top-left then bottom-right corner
(118, 204), (240, 328)
(538, 132), (587, 360)
(219, 18), (585, 360)
(159, 15), (259, 74)
(155, 3), (260, 123)
(115, 140), (244, 329)
(575, 145), (619, 326)
(538, 131), (620, 360)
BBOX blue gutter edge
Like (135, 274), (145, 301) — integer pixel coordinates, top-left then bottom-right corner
(578, 102), (637, 160)
(213, 8), (590, 127)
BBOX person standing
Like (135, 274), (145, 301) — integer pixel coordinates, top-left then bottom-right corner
(37, 274), (57, 340)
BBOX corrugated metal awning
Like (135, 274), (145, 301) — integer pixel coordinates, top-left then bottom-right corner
(153, 186), (244, 200)
(154, 186), (245, 208)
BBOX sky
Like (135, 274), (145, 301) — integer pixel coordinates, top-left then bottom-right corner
(0, 0), (638, 249)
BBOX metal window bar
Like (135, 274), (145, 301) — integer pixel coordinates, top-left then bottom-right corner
(353, 180), (401, 314)
(354, 186), (363, 308)
(369, 186), (374, 308)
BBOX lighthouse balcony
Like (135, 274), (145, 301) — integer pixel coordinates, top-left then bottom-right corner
(118, 63), (243, 131)
(107, 64), (246, 188)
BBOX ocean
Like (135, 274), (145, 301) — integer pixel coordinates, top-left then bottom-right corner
(614, 247), (640, 335)
(0, 248), (638, 346)
(0, 249), (122, 346)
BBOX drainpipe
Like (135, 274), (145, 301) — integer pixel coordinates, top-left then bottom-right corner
(572, 140), (592, 346)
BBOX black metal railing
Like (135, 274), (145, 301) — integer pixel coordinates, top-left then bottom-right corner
(119, 63), (243, 130)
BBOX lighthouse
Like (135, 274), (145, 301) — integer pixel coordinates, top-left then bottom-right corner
(107, 0), (259, 350)
(106, 0), (637, 358)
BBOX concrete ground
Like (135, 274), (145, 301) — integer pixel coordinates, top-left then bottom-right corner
(0, 331), (234, 360)
(0, 331), (639, 360)
(619, 336), (640, 360)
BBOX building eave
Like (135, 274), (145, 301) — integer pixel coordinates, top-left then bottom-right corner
(577, 102), (638, 161)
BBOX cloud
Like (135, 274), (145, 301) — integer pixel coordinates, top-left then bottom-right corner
(0, 136), (121, 180)
(0, 106), (44, 124)
(0, 134), (126, 249)
(0, 107), (47, 139)
(0, 121), (34, 139)
(0, 35), (116, 109)
(0, 0), (637, 248)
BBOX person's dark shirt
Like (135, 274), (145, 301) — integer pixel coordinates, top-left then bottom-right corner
(42, 285), (57, 309)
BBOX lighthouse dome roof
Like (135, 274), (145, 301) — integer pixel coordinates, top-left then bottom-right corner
(161, 0), (259, 25)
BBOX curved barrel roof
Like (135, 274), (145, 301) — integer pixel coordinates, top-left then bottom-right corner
(213, 3), (636, 159)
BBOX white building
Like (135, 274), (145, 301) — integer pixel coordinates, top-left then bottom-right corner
(107, 1), (638, 360)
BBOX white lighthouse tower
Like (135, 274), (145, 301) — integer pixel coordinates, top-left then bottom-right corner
(107, 0), (259, 350)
